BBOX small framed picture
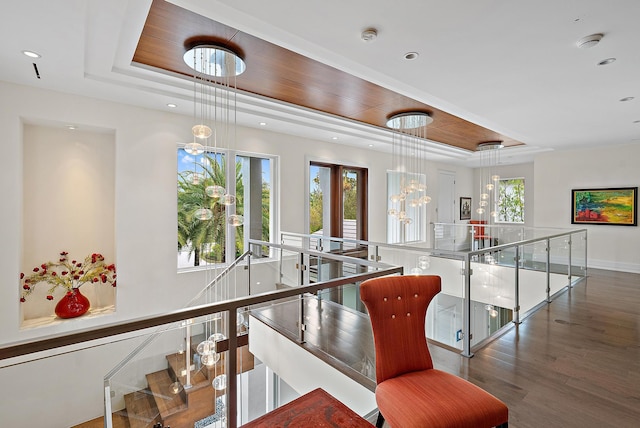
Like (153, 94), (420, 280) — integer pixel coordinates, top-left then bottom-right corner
(460, 197), (472, 220)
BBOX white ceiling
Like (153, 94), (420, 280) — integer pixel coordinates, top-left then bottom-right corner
(2, 0), (639, 166)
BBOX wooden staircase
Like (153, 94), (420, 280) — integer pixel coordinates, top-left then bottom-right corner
(121, 340), (254, 428)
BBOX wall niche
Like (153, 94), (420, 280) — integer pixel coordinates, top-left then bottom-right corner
(21, 123), (116, 327)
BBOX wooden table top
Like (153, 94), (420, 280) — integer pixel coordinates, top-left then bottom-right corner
(242, 388), (373, 427)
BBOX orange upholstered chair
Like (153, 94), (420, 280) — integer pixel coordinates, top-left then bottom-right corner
(470, 220), (490, 249)
(360, 275), (508, 428)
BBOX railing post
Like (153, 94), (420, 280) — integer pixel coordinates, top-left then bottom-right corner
(513, 246), (521, 324)
(568, 236), (573, 288)
(247, 251), (251, 296)
(227, 308), (238, 428)
(299, 294), (306, 344)
(185, 322), (192, 389)
(462, 253), (473, 358)
(104, 381), (112, 428)
(546, 238), (551, 303)
(584, 232), (588, 278)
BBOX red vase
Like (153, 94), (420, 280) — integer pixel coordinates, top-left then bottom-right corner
(55, 288), (91, 318)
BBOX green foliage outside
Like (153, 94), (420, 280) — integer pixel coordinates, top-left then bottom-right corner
(343, 171), (357, 220)
(177, 155), (233, 266)
(309, 169), (358, 234)
(309, 172), (323, 234)
(498, 178), (525, 223)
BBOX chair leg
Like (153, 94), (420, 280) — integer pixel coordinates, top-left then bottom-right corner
(375, 412), (385, 428)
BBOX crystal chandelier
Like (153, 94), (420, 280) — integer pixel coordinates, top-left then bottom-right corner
(184, 44), (246, 227)
(476, 141), (503, 221)
(386, 112), (433, 243)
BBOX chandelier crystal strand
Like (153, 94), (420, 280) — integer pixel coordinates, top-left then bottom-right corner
(386, 112), (433, 243)
(476, 142), (503, 224)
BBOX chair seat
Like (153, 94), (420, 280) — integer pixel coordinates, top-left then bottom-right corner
(376, 369), (508, 428)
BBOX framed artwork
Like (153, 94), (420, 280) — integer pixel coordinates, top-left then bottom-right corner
(460, 197), (472, 220)
(571, 187), (637, 226)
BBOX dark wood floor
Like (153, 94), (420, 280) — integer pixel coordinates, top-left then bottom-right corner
(435, 268), (640, 428)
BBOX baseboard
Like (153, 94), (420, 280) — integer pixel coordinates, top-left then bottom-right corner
(587, 258), (640, 274)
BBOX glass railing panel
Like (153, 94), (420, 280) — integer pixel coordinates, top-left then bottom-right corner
(433, 223), (471, 251)
(425, 256), (465, 351)
(469, 247), (514, 348)
(245, 302), (377, 425)
(278, 248), (302, 287)
(105, 313), (232, 428)
(570, 230), (587, 279)
(238, 305), (302, 426)
(548, 235), (571, 295)
(517, 241), (549, 314)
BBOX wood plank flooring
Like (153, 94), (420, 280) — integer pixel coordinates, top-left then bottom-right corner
(430, 268), (640, 428)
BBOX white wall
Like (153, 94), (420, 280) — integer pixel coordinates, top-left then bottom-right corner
(534, 144), (640, 272)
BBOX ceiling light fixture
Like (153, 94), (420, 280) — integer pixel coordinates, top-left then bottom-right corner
(361, 28), (378, 42)
(331, 136), (338, 140)
(258, 122), (267, 126)
(598, 58), (616, 66)
(386, 112), (433, 243)
(184, 43), (246, 226)
(576, 33), (603, 49)
(476, 141), (503, 221)
(22, 50), (41, 58)
(166, 103), (177, 108)
(620, 97), (635, 102)
(404, 52), (419, 60)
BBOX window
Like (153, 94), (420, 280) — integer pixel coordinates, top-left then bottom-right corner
(177, 148), (274, 268)
(497, 178), (524, 223)
(309, 162), (367, 241)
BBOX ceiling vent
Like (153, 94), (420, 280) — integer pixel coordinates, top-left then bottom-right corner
(576, 33), (603, 49)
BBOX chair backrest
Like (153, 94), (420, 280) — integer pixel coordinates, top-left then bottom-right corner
(469, 220), (486, 236)
(360, 275), (441, 384)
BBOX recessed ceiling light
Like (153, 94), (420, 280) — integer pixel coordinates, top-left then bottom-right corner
(633, 120), (640, 124)
(331, 136), (339, 140)
(67, 125), (77, 130)
(368, 144), (374, 147)
(22, 50), (41, 58)
(598, 58), (616, 66)
(166, 103), (177, 108)
(404, 52), (419, 60)
(576, 33), (603, 49)
(620, 97), (635, 102)
(259, 122), (267, 126)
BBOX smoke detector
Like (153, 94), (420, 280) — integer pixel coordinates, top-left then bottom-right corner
(361, 28), (378, 42)
(576, 33), (603, 49)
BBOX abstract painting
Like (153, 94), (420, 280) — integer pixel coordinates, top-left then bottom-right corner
(571, 187), (637, 226)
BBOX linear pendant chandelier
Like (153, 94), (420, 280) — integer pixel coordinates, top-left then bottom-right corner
(183, 44), (246, 226)
(386, 112), (433, 243)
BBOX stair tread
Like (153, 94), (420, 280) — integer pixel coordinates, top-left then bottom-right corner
(146, 369), (188, 418)
(123, 389), (159, 428)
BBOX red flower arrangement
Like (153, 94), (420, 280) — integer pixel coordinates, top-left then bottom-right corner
(20, 251), (116, 302)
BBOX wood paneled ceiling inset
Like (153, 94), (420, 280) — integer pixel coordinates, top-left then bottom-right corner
(133, 0), (523, 152)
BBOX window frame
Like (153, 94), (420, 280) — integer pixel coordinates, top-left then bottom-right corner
(177, 144), (278, 270)
(496, 177), (525, 224)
